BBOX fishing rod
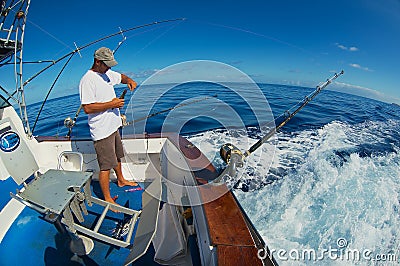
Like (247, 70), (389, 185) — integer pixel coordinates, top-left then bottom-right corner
(65, 104), (82, 138)
(213, 70), (344, 184)
(66, 87), (127, 138)
(245, 70), (344, 157)
(65, 93), (217, 137)
(66, 88), (128, 138)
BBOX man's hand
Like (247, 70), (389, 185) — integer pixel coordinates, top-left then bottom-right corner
(111, 97), (125, 109)
(82, 97), (125, 114)
(121, 74), (137, 91)
(127, 79), (137, 91)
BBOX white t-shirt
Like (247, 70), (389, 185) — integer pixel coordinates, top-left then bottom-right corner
(79, 69), (122, 141)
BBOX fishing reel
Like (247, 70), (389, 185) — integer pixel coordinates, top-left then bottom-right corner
(64, 117), (75, 129)
(121, 114), (128, 127)
(211, 143), (246, 184)
(220, 143), (245, 168)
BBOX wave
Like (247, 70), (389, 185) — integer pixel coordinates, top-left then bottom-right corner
(188, 119), (400, 265)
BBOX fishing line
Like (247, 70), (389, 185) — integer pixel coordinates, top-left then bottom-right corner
(123, 94), (218, 126)
(193, 19), (313, 55)
(167, 105), (218, 120)
(149, 97), (219, 122)
(116, 21), (181, 54)
(25, 18), (74, 51)
(124, 22), (179, 40)
(128, 20), (184, 58)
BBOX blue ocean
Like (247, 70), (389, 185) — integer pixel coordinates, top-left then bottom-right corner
(28, 82), (400, 265)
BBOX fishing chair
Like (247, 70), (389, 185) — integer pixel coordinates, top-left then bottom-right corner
(0, 117), (161, 262)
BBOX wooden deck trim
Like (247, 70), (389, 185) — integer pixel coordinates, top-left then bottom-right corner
(197, 185), (254, 247)
(170, 135), (263, 266)
(217, 245), (263, 266)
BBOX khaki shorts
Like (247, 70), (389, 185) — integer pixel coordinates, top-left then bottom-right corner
(94, 130), (124, 171)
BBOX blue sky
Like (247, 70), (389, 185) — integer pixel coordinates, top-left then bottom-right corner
(13, 0), (400, 104)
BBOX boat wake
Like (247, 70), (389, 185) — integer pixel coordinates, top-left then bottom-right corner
(188, 119), (400, 265)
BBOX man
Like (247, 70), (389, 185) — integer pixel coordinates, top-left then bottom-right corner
(79, 47), (138, 205)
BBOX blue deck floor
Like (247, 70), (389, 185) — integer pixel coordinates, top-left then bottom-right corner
(0, 181), (157, 266)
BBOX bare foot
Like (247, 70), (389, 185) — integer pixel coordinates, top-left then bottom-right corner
(118, 179), (138, 187)
(105, 197), (120, 213)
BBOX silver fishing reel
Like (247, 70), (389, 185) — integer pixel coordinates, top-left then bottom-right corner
(121, 114), (128, 127)
(64, 117), (75, 129)
(211, 143), (246, 184)
(220, 143), (245, 168)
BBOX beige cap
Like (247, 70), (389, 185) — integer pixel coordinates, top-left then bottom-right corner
(94, 47), (118, 67)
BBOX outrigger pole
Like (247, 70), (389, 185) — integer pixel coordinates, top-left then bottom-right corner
(214, 70), (344, 184)
(6, 18), (185, 136)
(18, 18), (186, 91)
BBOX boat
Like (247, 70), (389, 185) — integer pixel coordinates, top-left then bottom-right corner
(0, 1), (276, 265)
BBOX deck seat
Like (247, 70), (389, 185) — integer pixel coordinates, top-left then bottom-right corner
(17, 169), (92, 216)
(0, 118), (92, 218)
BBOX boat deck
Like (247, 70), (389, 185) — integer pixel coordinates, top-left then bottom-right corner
(0, 181), (141, 265)
(0, 180), (202, 265)
(0, 133), (274, 265)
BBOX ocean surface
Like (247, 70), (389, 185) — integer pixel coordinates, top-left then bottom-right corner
(28, 82), (400, 265)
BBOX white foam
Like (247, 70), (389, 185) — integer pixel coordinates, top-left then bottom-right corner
(188, 120), (400, 265)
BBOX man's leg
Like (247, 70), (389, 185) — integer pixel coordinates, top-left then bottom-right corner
(114, 130), (138, 187)
(114, 161), (138, 187)
(99, 169), (115, 203)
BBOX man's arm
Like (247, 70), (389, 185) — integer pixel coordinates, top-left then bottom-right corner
(82, 98), (124, 114)
(121, 74), (137, 91)
(81, 73), (135, 114)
